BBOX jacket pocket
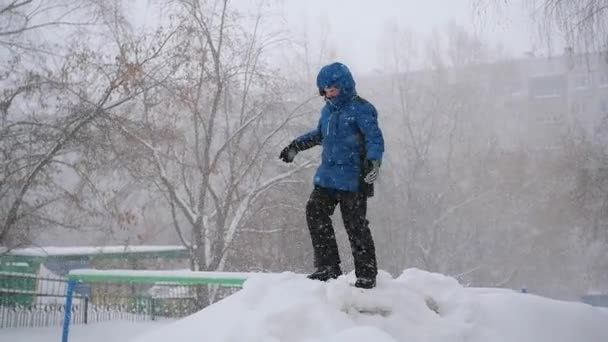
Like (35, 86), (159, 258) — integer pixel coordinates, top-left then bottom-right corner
(332, 144), (358, 165)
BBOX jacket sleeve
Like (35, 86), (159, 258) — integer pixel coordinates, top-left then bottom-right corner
(293, 117), (323, 151)
(356, 103), (384, 161)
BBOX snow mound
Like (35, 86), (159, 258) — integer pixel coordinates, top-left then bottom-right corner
(131, 268), (608, 342)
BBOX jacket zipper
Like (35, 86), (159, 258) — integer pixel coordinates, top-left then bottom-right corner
(327, 112), (333, 137)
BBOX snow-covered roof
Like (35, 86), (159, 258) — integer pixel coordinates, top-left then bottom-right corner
(0, 245), (188, 258)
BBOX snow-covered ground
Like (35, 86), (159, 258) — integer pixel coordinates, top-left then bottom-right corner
(129, 268), (608, 342)
(2, 268), (607, 342)
(0, 321), (169, 342)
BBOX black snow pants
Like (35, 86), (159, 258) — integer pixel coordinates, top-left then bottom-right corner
(305, 186), (378, 279)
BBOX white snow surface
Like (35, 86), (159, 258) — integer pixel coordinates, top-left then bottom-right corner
(128, 268), (608, 342)
(0, 321), (167, 342)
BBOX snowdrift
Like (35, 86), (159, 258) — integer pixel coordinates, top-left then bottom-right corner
(131, 268), (608, 342)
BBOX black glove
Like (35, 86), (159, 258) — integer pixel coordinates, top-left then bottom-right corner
(363, 160), (381, 183)
(279, 142), (298, 163)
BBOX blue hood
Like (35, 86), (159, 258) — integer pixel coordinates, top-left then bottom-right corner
(316, 62), (357, 106)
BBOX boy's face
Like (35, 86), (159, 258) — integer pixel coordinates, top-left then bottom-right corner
(324, 86), (340, 99)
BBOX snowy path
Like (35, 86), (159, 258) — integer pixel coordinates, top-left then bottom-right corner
(0, 321), (169, 342)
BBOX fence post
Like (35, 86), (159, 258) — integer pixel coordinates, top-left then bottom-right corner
(150, 297), (156, 321)
(61, 280), (77, 342)
(84, 296), (89, 324)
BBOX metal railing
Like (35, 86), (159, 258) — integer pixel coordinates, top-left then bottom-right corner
(1, 271), (240, 329)
(0, 272), (86, 328)
(61, 269), (253, 342)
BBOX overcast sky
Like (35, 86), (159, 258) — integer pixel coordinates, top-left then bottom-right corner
(136, 0), (555, 76)
(273, 0), (549, 75)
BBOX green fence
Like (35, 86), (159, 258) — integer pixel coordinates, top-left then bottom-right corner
(61, 269), (258, 342)
(0, 272), (79, 328)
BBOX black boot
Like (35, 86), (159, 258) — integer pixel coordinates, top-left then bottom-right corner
(354, 276), (376, 289)
(307, 265), (342, 281)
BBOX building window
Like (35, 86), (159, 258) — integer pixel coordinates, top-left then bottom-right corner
(600, 99), (608, 113)
(597, 72), (608, 88)
(529, 74), (565, 98)
(572, 100), (587, 114)
(509, 79), (525, 96)
(574, 73), (592, 90)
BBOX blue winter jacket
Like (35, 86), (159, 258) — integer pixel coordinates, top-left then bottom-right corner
(294, 62), (384, 193)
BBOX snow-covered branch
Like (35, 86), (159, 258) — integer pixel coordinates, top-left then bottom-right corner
(116, 124), (199, 226)
(213, 161), (314, 270)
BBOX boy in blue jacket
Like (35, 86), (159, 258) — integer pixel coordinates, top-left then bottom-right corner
(279, 62), (384, 289)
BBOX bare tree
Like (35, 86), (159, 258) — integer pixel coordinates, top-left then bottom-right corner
(374, 17), (608, 294)
(106, 0), (316, 304)
(0, 1), (181, 246)
(472, 0), (608, 53)
(0, 0), (99, 53)
(372, 23), (549, 288)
